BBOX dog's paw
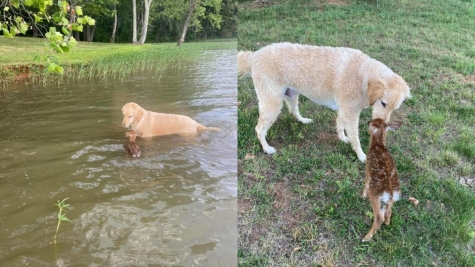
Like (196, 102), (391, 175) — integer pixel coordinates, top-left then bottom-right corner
(263, 146), (277, 154)
(358, 153), (367, 163)
(299, 118), (313, 124)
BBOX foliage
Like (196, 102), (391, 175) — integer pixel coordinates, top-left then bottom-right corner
(1, 0), (95, 73)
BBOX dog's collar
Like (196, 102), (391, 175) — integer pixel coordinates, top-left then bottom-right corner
(135, 110), (148, 129)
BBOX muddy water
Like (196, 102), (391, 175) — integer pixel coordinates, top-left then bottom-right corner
(0, 50), (237, 266)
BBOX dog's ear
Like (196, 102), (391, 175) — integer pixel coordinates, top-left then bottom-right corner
(368, 78), (386, 105)
(125, 131), (131, 137)
(134, 106), (144, 122)
(136, 131), (143, 137)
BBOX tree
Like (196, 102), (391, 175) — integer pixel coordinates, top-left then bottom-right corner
(132, 0), (137, 43)
(138, 0), (152, 44)
(177, 0), (199, 46)
(110, 0), (117, 43)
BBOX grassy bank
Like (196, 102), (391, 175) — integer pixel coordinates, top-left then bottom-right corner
(238, 0), (475, 266)
(0, 37), (236, 87)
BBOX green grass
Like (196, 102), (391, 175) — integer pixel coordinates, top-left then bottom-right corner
(238, 0), (475, 266)
(0, 36), (236, 87)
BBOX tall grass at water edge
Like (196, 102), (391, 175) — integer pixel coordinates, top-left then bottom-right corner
(0, 37), (236, 87)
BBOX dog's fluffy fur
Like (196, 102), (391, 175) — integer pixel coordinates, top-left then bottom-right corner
(238, 42), (411, 162)
(121, 102), (219, 137)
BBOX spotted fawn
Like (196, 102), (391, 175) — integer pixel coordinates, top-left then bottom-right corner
(125, 130), (143, 157)
(362, 118), (402, 242)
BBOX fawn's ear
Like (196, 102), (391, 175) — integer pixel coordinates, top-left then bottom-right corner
(369, 125), (379, 135)
(125, 131), (131, 137)
(136, 131), (143, 137)
(386, 121), (402, 132)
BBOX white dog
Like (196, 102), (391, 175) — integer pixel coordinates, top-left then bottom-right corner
(238, 42), (411, 162)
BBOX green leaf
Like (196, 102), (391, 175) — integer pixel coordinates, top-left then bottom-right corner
(3, 7), (9, 11)
(61, 27), (69, 36)
(2, 28), (13, 38)
(76, 6), (83, 16)
(52, 12), (62, 22)
(34, 14), (42, 23)
(20, 23), (29, 34)
(10, 26), (17, 36)
(88, 18), (96, 26)
(47, 62), (58, 72)
(68, 37), (77, 49)
(11, 0), (19, 9)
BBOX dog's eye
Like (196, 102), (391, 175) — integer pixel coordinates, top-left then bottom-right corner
(129, 115), (133, 118)
(381, 100), (387, 108)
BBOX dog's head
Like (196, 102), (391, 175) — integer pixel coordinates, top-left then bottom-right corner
(121, 102), (144, 128)
(368, 76), (411, 123)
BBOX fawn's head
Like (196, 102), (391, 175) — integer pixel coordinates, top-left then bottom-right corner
(125, 130), (143, 142)
(368, 118), (402, 146)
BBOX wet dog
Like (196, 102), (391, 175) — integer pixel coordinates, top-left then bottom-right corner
(121, 102), (220, 137)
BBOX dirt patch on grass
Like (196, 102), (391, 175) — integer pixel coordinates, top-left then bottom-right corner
(315, 132), (339, 143)
(459, 177), (475, 189)
(239, 198), (253, 213)
(270, 182), (291, 209)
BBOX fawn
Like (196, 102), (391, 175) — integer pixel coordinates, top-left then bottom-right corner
(125, 130), (143, 157)
(362, 118), (402, 242)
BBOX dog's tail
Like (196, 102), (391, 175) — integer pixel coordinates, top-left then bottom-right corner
(238, 51), (253, 76)
(206, 127), (221, 131)
(197, 124), (221, 131)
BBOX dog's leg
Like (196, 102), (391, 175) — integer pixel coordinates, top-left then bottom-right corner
(336, 112), (349, 143)
(284, 88), (312, 124)
(338, 111), (366, 162)
(254, 80), (283, 155)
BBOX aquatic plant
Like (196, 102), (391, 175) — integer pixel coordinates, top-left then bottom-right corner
(53, 198), (71, 244)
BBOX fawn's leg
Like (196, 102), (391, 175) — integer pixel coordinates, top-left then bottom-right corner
(362, 196), (384, 242)
(362, 168), (371, 198)
(384, 199), (395, 225)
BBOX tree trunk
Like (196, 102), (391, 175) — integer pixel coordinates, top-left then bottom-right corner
(132, 0), (137, 43)
(89, 25), (96, 41)
(110, 2), (117, 43)
(177, 0), (199, 46)
(138, 0), (152, 44)
(32, 23), (38, 37)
